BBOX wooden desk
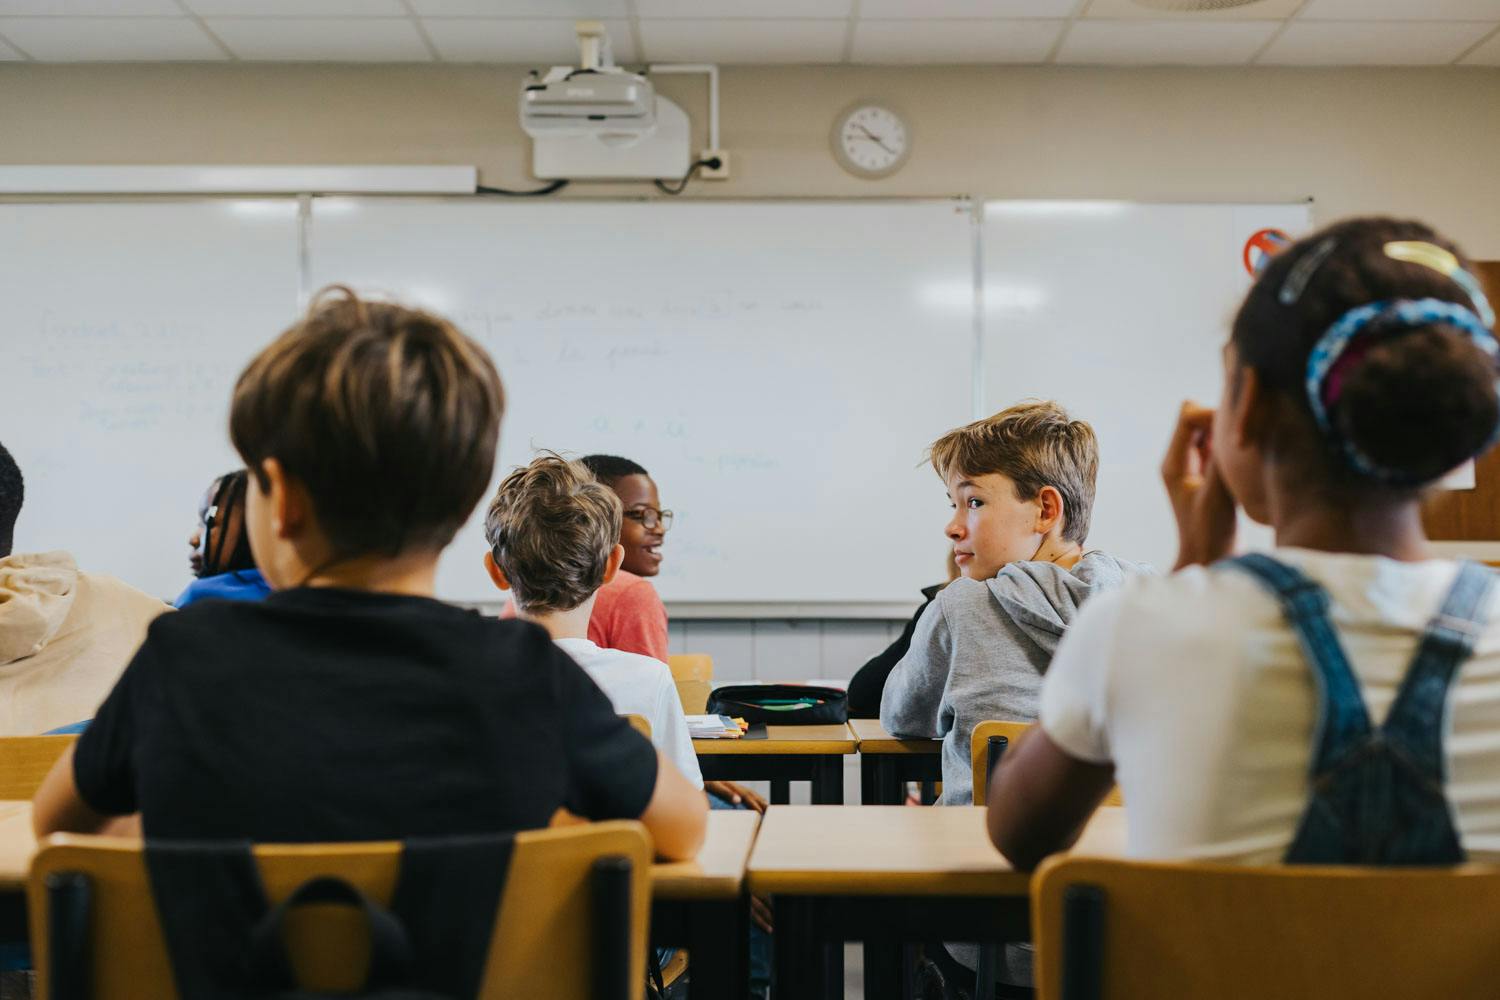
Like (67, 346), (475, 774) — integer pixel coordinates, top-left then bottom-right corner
(2, 802), (766, 998)
(847, 719), (942, 806)
(650, 809), (760, 999)
(695, 724), (857, 805)
(0, 802), (32, 943)
(749, 805), (1126, 1000)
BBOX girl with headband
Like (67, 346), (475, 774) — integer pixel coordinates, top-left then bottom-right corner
(986, 216), (1500, 871)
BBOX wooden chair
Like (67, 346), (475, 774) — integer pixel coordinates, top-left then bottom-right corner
(668, 653), (714, 715)
(0, 735), (77, 799)
(624, 713), (652, 738)
(969, 720), (1122, 808)
(1032, 856), (1500, 1000)
(27, 820), (653, 1000)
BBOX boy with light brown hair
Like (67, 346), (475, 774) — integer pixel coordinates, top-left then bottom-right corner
(34, 288), (706, 861)
(881, 400), (1149, 807)
(483, 453), (701, 791)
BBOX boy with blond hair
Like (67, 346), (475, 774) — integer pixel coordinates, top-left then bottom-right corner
(483, 453), (701, 790)
(34, 288), (706, 861)
(882, 400), (1148, 807)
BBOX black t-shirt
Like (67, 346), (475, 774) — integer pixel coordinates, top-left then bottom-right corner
(74, 587), (659, 841)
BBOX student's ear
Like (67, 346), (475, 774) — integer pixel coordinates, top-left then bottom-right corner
(483, 550), (512, 591)
(1034, 486), (1066, 536)
(601, 543), (625, 586)
(1227, 364), (1270, 448)
(261, 459), (308, 541)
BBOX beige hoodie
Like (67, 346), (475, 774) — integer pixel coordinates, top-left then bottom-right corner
(0, 551), (169, 736)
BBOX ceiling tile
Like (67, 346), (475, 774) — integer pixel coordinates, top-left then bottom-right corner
(635, 0), (852, 17)
(411, 0), (628, 14)
(1058, 19), (1277, 64)
(0, 17), (226, 60)
(861, 0), (1075, 15)
(1459, 25), (1500, 62)
(0, 0), (178, 13)
(206, 17), (432, 60)
(424, 17), (637, 63)
(638, 18), (847, 63)
(851, 18), (1064, 63)
(1259, 20), (1494, 65)
(1301, 0), (1500, 20)
(1082, 0), (1302, 19)
(185, 0), (406, 15)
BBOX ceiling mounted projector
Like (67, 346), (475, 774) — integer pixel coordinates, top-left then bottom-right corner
(519, 21), (691, 181)
(520, 22), (655, 140)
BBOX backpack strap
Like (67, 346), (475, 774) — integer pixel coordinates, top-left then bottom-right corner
(1382, 562), (1496, 781)
(1223, 554), (1373, 770)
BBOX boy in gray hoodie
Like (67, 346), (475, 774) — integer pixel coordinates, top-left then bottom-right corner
(881, 401), (1150, 807)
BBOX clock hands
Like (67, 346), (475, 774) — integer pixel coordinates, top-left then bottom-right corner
(853, 123), (897, 156)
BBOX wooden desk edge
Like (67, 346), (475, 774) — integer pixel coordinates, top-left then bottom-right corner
(693, 739), (857, 755)
(746, 868), (1030, 898)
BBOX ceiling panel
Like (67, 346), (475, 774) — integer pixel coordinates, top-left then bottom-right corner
(1082, 0), (1302, 19)
(1300, 0), (1500, 20)
(425, 16), (637, 63)
(859, 0), (1077, 16)
(0, 0), (179, 13)
(410, 0), (629, 15)
(1459, 25), (1500, 62)
(851, 18), (1064, 63)
(1059, 19), (1277, 64)
(636, 0), (853, 17)
(207, 17), (433, 60)
(1260, 20), (1495, 64)
(0, 17), (226, 60)
(185, 0), (406, 14)
(638, 18), (847, 63)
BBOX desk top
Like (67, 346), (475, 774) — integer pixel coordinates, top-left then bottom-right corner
(846, 719), (942, 755)
(0, 801), (33, 891)
(747, 805), (1126, 898)
(651, 809), (761, 901)
(1, 801), (765, 903)
(693, 724), (857, 756)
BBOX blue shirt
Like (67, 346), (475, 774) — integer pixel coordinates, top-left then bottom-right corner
(173, 569), (272, 609)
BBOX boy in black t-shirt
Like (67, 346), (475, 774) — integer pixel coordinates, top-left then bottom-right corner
(32, 287), (707, 860)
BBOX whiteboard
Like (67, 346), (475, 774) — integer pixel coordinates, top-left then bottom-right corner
(2, 200), (302, 602)
(308, 199), (976, 606)
(983, 201), (1313, 572)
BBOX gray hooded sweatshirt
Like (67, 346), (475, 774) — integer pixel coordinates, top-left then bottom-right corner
(880, 550), (1150, 807)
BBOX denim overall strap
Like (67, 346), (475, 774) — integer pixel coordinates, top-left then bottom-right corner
(1227, 553), (1373, 770)
(1381, 562), (1496, 784)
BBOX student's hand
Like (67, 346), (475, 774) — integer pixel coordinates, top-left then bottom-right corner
(751, 894), (775, 934)
(704, 780), (768, 814)
(1162, 401), (1238, 571)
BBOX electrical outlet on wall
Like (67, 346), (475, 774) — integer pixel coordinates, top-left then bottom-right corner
(700, 149), (730, 180)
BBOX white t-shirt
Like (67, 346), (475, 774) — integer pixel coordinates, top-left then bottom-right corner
(554, 637), (703, 789)
(1041, 548), (1500, 864)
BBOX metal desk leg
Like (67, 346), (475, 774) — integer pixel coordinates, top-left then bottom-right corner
(812, 756), (844, 805)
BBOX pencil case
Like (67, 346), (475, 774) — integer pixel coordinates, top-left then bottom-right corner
(704, 684), (848, 725)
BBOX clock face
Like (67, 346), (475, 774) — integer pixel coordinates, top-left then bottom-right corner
(833, 104), (910, 179)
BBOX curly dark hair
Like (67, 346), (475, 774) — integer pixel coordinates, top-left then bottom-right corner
(0, 441), (20, 558)
(1232, 216), (1498, 491)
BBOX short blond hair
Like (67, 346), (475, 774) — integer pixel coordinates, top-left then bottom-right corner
(484, 454), (622, 613)
(929, 400), (1099, 544)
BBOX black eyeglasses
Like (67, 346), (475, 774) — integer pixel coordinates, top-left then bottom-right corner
(623, 507), (673, 531)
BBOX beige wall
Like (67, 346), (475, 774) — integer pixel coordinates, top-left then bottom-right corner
(2, 62), (1499, 253)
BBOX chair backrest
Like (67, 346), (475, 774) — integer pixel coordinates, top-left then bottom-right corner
(624, 713), (652, 738)
(0, 735), (78, 799)
(1032, 855), (1500, 1000)
(970, 720), (1122, 808)
(28, 820), (652, 1000)
(969, 721), (1032, 807)
(666, 654), (713, 682)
